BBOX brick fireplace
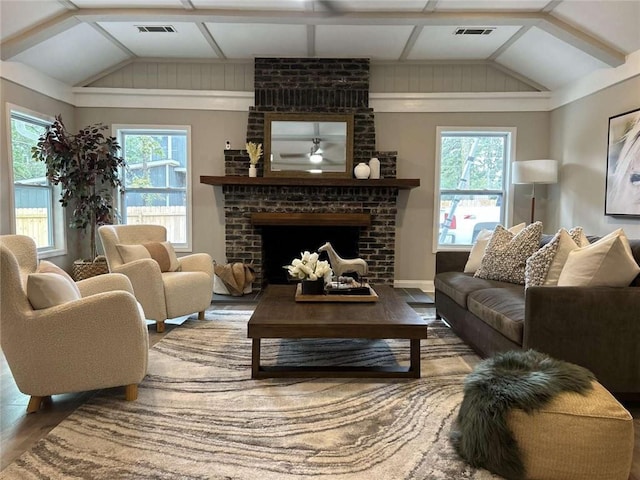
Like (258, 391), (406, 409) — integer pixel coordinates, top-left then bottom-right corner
(208, 58), (416, 289)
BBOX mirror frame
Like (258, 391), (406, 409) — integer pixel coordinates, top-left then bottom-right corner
(263, 112), (354, 178)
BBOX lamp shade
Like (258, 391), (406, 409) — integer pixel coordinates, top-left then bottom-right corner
(512, 159), (558, 184)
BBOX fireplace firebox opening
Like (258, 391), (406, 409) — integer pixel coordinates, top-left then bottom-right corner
(262, 225), (360, 284)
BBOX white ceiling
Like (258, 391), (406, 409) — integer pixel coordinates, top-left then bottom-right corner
(1, 0), (639, 91)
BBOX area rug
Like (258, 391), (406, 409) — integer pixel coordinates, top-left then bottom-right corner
(1, 309), (500, 479)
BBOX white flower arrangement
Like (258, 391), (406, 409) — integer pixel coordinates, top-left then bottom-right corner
(246, 142), (263, 165)
(284, 251), (333, 283)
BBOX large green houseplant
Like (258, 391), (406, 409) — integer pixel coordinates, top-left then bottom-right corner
(32, 115), (126, 277)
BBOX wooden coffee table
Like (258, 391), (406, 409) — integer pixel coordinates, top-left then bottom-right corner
(247, 284), (428, 379)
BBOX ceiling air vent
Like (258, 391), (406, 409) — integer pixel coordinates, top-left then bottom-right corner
(136, 25), (176, 33)
(454, 27), (495, 35)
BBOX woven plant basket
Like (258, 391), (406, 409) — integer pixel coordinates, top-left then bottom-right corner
(72, 256), (109, 281)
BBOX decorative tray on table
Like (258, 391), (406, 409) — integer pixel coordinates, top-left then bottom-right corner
(295, 282), (378, 302)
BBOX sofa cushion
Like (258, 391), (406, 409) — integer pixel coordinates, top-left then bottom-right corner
(435, 272), (509, 308)
(475, 222), (543, 285)
(116, 242), (180, 272)
(464, 223), (526, 274)
(467, 287), (525, 344)
(558, 229), (640, 287)
(525, 227), (589, 288)
(27, 272), (82, 310)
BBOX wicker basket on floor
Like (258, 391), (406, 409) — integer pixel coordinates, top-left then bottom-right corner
(72, 256), (109, 281)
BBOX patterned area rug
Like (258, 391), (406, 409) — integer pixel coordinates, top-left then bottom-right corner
(1, 309), (500, 479)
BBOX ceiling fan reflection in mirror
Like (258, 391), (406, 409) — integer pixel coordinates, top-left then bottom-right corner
(279, 137), (341, 165)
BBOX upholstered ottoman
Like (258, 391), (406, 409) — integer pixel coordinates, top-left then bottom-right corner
(508, 380), (633, 480)
(451, 350), (634, 480)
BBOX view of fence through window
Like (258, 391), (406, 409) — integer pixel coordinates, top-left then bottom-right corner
(11, 113), (53, 249)
(119, 128), (189, 245)
(437, 130), (509, 247)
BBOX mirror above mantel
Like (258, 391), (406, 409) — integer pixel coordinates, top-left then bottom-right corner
(264, 112), (354, 178)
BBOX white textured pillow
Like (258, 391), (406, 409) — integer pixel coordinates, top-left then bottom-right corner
(464, 223), (526, 274)
(37, 260), (81, 296)
(27, 272), (81, 310)
(475, 222), (543, 285)
(525, 227), (590, 288)
(557, 229), (640, 287)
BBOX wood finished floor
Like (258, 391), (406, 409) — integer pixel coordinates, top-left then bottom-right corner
(1, 303), (638, 478)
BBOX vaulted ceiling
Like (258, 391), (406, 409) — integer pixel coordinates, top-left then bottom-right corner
(1, 0), (639, 92)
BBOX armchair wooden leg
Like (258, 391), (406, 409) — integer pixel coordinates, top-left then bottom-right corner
(27, 396), (44, 414)
(156, 321), (165, 333)
(198, 310), (205, 321)
(125, 384), (138, 401)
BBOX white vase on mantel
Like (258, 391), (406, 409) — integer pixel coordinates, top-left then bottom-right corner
(354, 162), (370, 179)
(249, 165), (257, 177)
(369, 157), (380, 179)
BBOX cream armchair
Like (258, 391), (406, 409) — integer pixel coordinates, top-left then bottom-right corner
(0, 235), (149, 414)
(98, 225), (214, 332)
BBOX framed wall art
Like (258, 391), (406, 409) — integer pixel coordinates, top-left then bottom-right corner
(605, 107), (640, 216)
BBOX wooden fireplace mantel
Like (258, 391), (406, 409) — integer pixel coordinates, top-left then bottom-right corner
(200, 176), (420, 189)
(251, 213), (371, 227)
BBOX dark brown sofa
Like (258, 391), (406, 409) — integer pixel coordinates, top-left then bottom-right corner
(434, 236), (640, 398)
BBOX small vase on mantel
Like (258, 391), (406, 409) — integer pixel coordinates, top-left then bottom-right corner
(354, 162), (370, 179)
(249, 165), (257, 177)
(369, 157), (380, 179)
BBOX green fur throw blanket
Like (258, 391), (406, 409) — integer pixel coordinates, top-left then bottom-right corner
(450, 350), (595, 480)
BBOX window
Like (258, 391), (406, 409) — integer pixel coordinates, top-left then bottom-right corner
(434, 127), (515, 250)
(115, 126), (192, 250)
(9, 108), (65, 256)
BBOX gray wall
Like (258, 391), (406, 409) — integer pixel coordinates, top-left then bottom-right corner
(1, 78), (549, 284)
(548, 75), (640, 239)
(375, 111), (550, 282)
(78, 108), (550, 284)
(75, 107), (249, 268)
(0, 79), (76, 268)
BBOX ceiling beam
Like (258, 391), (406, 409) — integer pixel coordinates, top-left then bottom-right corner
(490, 61), (549, 92)
(197, 23), (226, 60)
(0, 13), (80, 60)
(307, 25), (316, 57)
(488, 25), (531, 61)
(74, 58), (134, 87)
(399, 26), (423, 61)
(537, 15), (624, 67)
(88, 22), (136, 57)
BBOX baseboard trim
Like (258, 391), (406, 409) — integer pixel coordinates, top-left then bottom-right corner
(393, 280), (434, 293)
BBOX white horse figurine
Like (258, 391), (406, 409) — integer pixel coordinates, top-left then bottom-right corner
(317, 242), (368, 278)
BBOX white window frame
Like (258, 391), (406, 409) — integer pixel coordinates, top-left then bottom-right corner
(113, 124), (193, 251)
(7, 104), (66, 258)
(433, 126), (516, 252)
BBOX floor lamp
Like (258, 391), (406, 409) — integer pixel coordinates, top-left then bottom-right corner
(512, 159), (558, 224)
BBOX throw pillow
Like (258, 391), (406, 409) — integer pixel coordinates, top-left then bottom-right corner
(37, 260), (81, 296)
(27, 273), (81, 309)
(525, 227), (590, 288)
(464, 223), (526, 274)
(116, 241), (180, 272)
(557, 229), (640, 287)
(474, 221), (543, 285)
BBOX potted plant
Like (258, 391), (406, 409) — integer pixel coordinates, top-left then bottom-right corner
(32, 115), (126, 280)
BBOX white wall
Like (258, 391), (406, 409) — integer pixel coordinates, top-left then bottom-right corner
(548, 75), (640, 238)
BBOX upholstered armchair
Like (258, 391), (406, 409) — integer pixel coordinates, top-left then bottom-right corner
(0, 235), (149, 414)
(98, 224), (214, 332)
